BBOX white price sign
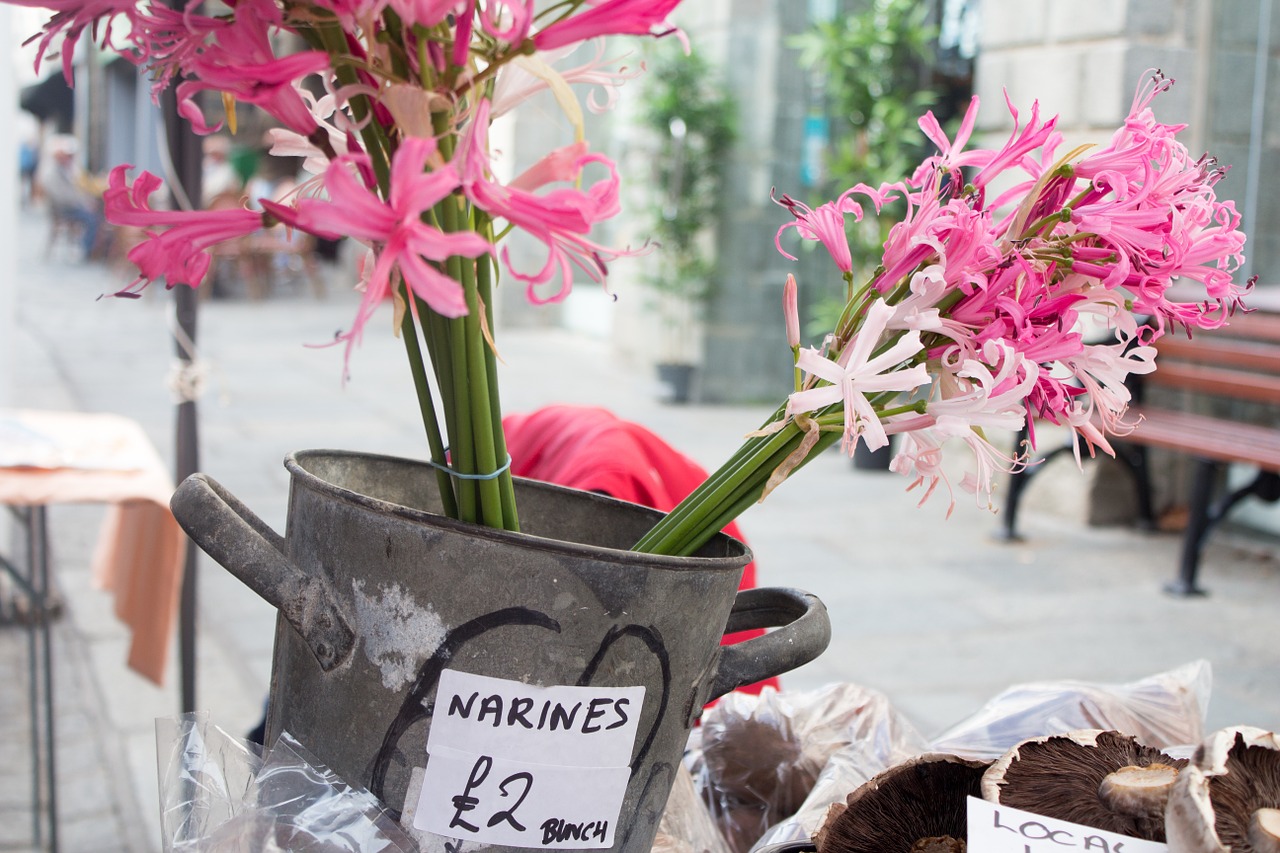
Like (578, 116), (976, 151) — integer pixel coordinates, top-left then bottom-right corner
(412, 670), (646, 849)
(966, 797), (1168, 853)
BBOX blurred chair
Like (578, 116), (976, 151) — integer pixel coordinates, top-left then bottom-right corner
(45, 206), (85, 261)
(503, 404), (777, 696)
(202, 191), (326, 301)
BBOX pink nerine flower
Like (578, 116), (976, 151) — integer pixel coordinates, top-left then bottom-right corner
(173, 0), (330, 135)
(773, 188), (867, 275)
(13, 0), (138, 82)
(103, 166), (264, 294)
(532, 0), (683, 51)
(763, 71), (1250, 517)
(459, 99), (627, 303)
(281, 136), (494, 358)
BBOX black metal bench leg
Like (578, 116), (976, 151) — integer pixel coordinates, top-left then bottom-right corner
(995, 427), (1085, 542)
(997, 467), (1031, 541)
(1113, 442), (1157, 530)
(1166, 458), (1218, 597)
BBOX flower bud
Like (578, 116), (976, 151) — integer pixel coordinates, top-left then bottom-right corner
(783, 274), (800, 348)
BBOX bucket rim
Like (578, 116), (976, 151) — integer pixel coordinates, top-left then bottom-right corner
(283, 449), (752, 572)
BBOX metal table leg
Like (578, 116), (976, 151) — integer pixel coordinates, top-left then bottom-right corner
(2, 505), (58, 851)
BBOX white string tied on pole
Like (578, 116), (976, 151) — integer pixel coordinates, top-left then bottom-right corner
(166, 303), (224, 404)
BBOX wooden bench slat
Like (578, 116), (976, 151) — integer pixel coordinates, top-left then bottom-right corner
(1144, 362), (1280, 405)
(1004, 306), (1280, 594)
(1155, 336), (1280, 371)
(1208, 311), (1280, 341)
(1125, 406), (1280, 470)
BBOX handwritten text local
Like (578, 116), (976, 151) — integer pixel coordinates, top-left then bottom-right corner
(414, 670), (646, 849)
(966, 797), (1168, 853)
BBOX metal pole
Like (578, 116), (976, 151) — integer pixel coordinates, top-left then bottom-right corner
(33, 506), (57, 851)
(159, 2), (203, 712)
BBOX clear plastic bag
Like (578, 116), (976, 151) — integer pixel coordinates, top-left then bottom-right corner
(927, 660), (1212, 760)
(689, 684), (927, 853)
(157, 713), (418, 852)
(654, 760), (735, 853)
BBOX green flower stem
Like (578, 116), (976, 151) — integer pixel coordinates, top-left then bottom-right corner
(307, 18), (393, 189)
(645, 419), (847, 557)
(398, 295), (457, 518)
(475, 249), (520, 530)
(632, 414), (805, 555)
(454, 230), (506, 529)
(674, 431), (846, 556)
(635, 385), (919, 557)
(445, 313), (477, 521)
(629, 405), (787, 549)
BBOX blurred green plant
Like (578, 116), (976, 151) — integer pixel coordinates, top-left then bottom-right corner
(639, 40), (737, 357)
(790, 0), (943, 335)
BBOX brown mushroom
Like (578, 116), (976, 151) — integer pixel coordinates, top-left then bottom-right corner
(814, 753), (990, 853)
(981, 730), (1186, 842)
(1166, 726), (1280, 852)
(698, 709), (814, 852)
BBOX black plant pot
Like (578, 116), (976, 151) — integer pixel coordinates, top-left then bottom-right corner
(656, 362), (696, 404)
(852, 434), (896, 471)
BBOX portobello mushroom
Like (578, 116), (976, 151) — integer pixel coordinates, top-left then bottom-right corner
(1166, 726), (1280, 852)
(981, 730), (1185, 842)
(814, 753), (990, 853)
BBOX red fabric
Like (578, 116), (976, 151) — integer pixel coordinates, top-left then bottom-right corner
(503, 405), (777, 695)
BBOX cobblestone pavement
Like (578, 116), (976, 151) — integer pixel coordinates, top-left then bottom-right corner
(5, 210), (1280, 851)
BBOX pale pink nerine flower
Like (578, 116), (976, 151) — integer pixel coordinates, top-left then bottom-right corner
(276, 136), (494, 361)
(489, 41), (645, 119)
(885, 264), (946, 333)
(783, 274), (800, 348)
(102, 166), (264, 294)
(267, 76), (373, 176)
(888, 341), (1035, 515)
(458, 99), (627, 303)
(786, 300), (932, 453)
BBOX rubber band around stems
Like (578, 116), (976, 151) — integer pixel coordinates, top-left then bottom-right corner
(427, 451), (513, 481)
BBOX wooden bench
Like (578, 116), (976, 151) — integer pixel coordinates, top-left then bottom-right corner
(1000, 311), (1280, 596)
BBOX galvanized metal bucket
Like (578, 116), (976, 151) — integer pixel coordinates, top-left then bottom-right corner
(170, 449), (830, 853)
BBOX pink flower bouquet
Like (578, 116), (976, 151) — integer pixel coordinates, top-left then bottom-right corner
(14, 0), (1250, 556)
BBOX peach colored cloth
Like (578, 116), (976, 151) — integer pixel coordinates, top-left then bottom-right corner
(0, 409), (185, 684)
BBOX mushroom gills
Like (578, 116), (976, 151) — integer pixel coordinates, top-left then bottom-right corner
(1097, 763), (1179, 818)
(816, 754), (989, 853)
(981, 731), (1186, 842)
(1207, 733), (1280, 851)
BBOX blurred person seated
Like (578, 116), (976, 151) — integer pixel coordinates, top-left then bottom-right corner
(20, 138), (38, 206)
(40, 135), (107, 261)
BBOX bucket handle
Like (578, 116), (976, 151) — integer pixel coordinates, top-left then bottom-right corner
(170, 473), (355, 671)
(708, 587), (831, 700)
